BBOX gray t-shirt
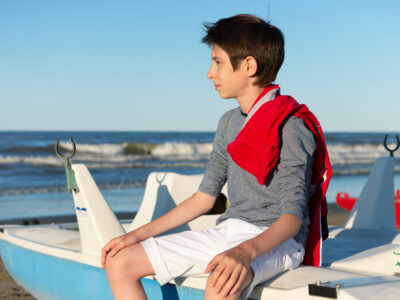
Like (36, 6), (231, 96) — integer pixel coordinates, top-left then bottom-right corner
(199, 107), (316, 246)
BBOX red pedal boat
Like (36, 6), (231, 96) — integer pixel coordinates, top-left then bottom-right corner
(336, 190), (400, 228)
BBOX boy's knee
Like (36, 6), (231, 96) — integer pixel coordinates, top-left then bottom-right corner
(105, 252), (126, 277)
(105, 247), (136, 278)
(105, 243), (153, 281)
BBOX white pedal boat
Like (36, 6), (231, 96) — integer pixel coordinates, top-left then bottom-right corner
(1, 156), (400, 299)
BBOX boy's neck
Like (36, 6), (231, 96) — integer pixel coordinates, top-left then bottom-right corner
(236, 85), (266, 114)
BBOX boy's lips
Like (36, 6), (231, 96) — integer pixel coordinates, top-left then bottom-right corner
(214, 84), (220, 90)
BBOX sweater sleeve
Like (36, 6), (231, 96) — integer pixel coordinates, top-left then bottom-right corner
(198, 112), (230, 197)
(276, 116), (316, 221)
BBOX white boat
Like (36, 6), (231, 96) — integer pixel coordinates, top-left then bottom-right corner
(1, 146), (400, 299)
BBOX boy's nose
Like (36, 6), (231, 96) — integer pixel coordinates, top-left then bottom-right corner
(207, 67), (214, 79)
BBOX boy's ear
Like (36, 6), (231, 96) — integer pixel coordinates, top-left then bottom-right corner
(242, 56), (258, 77)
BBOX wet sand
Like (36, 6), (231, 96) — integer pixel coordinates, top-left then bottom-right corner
(0, 258), (34, 300)
(0, 205), (349, 299)
(326, 202), (350, 228)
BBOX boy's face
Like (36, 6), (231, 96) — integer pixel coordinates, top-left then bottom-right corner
(207, 45), (250, 99)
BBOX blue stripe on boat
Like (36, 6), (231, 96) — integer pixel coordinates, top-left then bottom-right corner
(0, 239), (205, 300)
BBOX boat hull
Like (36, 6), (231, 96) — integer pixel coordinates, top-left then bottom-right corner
(0, 239), (205, 300)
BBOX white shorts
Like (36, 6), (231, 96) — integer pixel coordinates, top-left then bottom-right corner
(141, 218), (304, 300)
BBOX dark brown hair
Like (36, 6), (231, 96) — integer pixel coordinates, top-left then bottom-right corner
(202, 14), (284, 86)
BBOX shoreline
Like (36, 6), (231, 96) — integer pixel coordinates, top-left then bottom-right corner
(0, 205), (349, 299)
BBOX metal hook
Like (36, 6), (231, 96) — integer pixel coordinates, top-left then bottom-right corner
(55, 137), (79, 193)
(55, 137), (76, 160)
(383, 134), (400, 157)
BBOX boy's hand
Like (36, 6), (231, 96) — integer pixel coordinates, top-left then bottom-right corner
(205, 244), (254, 296)
(101, 233), (140, 269)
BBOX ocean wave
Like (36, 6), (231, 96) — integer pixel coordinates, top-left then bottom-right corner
(3, 141), (212, 157)
(0, 141), (213, 165)
(0, 181), (146, 196)
(5, 145), (55, 153)
(60, 141), (213, 158)
(85, 162), (208, 169)
(0, 155), (62, 167)
(332, 164), (400, 176)
(123, 143), (157, 155)
(7, 140), (396, 161)
(2, 141), (400, 176)
(0, 155), (207, 169)
(59, 141), (124, 156)
(152, 142), (212, 156)
(327, 143), (398, 165)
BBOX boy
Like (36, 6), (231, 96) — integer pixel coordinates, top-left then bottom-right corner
(101, 14), (331, 300)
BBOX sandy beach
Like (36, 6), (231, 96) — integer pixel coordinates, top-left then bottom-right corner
(0, 258), (34, 300)
(0, 204), (350, 299)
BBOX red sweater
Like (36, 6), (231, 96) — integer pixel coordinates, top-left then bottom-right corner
(227, 86), (332, 267)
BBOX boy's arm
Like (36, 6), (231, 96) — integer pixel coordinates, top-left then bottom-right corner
(101, 190), (216, 268)
(205, 214), (301, 296)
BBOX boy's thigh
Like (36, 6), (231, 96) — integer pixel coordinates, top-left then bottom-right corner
(141, 227), (228, 285)
(140, 219), (267, 286)
(248, 238), (304, 293)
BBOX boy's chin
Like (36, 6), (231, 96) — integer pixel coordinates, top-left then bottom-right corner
(218, 92), (235, 100)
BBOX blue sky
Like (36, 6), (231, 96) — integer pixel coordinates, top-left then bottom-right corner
(1, 0), (399, 132)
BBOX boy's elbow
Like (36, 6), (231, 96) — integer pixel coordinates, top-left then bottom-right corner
(292, 216), (303, 235)
(193, 190), (218, 213)
(281, 214), (302, 236)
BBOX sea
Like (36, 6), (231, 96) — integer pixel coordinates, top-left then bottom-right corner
(1, 131), (400, 221)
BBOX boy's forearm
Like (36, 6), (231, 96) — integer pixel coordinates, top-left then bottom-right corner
(131, 190), (216, 241)
(240, 214), (302, 260)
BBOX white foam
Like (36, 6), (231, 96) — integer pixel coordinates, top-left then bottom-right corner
(59, 141), (123, 156)
(0, 155), (61, 166)
(60, 141), (213, 159)
(152, 142), (212, 156)
(327, 143), (397, 166)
